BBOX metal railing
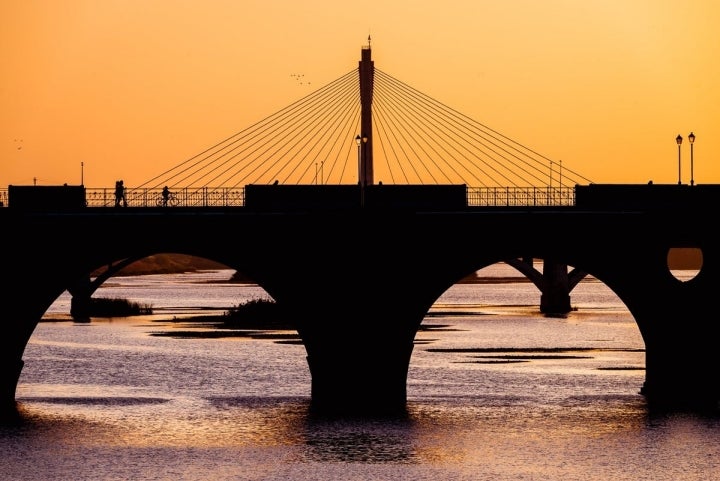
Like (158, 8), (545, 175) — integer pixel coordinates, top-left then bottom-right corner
(85, 187), (246, 207)
(466, 187), (575, 207)
(0, 186), (575, 208)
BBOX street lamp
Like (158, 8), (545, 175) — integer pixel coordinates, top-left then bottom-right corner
(355, 135), (362, 184)
(676, 134), (683, 185)
(549, 161), (553, 190)
(355, 134), (368, 185)
(362, 135), (368, 185)
(688, 132), (695, 186)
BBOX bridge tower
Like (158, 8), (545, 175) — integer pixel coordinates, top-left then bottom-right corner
(358, 37), (374, 185)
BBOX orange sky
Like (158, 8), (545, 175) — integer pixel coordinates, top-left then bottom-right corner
(1, 0), (718, 188)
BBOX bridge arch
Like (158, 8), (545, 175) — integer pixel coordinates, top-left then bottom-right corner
(2, 207), (720, 415)
(67, 253), (274, 320)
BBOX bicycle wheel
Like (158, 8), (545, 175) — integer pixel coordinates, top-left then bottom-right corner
(168, 196), (179, 207)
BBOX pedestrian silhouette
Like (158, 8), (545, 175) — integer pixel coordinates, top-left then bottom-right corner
(114, 180), (127, 207)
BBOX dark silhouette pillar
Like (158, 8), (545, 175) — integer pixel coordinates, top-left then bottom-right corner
(539, 259), (573, 315)
(305, 332), (414, 415)
(274, 268), (425, 416)
(1, 303), (44, 418)
(634, 283), (720, 411)
(69, 275), (93, 321)
(506, 258), (585, 316)
(358, 38), (374, 186)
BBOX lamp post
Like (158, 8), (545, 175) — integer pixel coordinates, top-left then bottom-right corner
(356, 135), (363, 206)
(688, 132), (695, 186)
(355, 135), (362, 183)
(549, 161), (553, 189)
(355, 134), (368, 185)
(559, 159), (563, 187)
(356, 134), (369, 206)
(362, 135), (368, 185)
(559, 160), (562, 204)
(676, 134), (683, 185)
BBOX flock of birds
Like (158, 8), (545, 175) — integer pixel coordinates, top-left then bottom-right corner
(290, 73), (311, 86)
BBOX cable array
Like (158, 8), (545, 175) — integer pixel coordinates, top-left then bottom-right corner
(131, 65), (591, 200)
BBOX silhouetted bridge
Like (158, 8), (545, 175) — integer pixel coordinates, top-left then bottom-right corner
(2, 42), (718, 416)
(1, 183), (720, 416)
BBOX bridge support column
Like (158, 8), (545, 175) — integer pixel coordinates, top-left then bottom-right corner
(632, 277), (720, 411)
(641, 350), (719, 411)
(0, 357), (24, 417)
(539, 259), (572, 316)
(273, 252), (425, 416)
(306, 339), (414, 416)
(69, 275), (93, 321)
(640, 325), (720, 411)
(0, 310), (39, 419)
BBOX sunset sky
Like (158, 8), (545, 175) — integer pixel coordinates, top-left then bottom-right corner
(1, 0), (718, 188)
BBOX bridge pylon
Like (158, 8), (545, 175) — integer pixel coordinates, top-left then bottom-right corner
(358, 38), (374, 186)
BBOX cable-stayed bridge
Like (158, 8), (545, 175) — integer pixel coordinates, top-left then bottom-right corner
(3, 41), (720, 417)
(72, 41), (590, 208)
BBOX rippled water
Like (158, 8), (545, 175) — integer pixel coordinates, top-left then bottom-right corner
(2, 266), (718, 480)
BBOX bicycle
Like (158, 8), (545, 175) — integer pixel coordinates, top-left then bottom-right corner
(157, 192), (179, 207)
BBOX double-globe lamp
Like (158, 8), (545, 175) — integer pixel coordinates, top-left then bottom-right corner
(676, 132), (696, 186)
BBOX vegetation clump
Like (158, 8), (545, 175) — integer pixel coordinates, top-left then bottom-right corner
(222, 298), (293, 329)
(86, 297), (153, 317)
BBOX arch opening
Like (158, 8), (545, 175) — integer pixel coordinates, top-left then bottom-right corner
(667, 247), (703, 282)
(20, 253), (309, 417)
(409, 261), (645, 407)
(51, 253), (270, 322)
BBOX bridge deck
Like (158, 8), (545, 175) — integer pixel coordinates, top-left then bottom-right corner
(3, 183), (717, 210)
(1, 184), (578, 209)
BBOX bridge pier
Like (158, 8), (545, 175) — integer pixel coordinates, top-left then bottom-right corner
(0, 308), (44, 418)
(276, 288), (425, 416)
(539, 259), (572, 315)
(68, 275), (93, 321)
(306, 341), (413, 415)
(506, 258), (585, 316)
(636, 293), (720, 411)
(0, 358), (23, 414)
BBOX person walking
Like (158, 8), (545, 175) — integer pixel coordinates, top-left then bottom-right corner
(114, 180), (127, 207)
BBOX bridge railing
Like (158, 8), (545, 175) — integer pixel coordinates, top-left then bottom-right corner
(84, 187), (246, 207)
(0, 186), (575, 208)
(466, 187), (575, 207)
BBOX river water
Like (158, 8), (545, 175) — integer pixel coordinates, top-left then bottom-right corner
(1, 265), (718, 480)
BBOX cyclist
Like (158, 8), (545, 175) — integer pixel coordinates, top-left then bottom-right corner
(161, 186), (171, 206)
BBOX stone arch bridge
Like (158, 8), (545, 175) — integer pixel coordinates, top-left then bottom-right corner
(1, 183), (719, 415)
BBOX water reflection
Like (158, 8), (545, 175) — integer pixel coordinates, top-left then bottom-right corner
(300, 418), (419, 463)
(4, 268), (719, 480)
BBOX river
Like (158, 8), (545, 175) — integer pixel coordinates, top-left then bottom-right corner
(1, 265), (718, 480)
